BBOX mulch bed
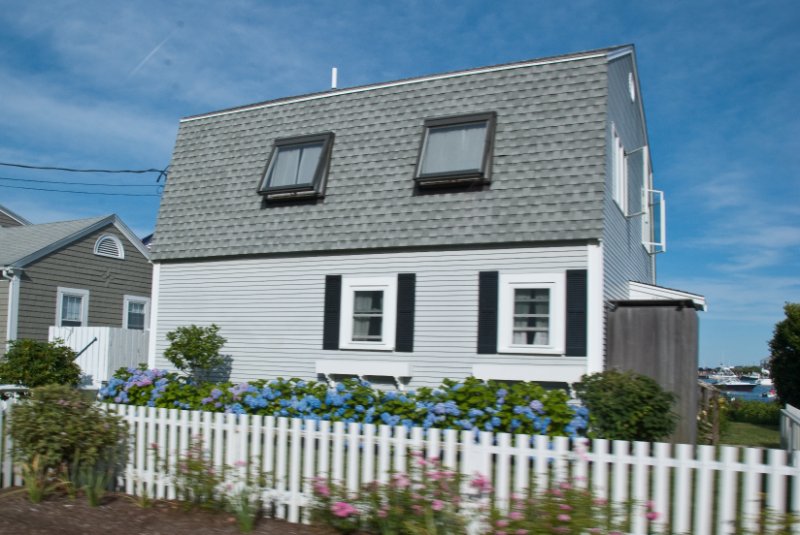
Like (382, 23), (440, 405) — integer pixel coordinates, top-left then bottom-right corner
(0, 488), (336, 535)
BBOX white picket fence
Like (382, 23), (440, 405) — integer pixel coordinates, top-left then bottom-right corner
(1, 402), (799, 534)
(782, 404), (800, 452)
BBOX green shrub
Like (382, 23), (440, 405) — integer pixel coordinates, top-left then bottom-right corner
(726, 399), (781, 425)
(0, 339), (81, 387)
(164, 324), (227, 381)
(769, 303), (800, 408)
(575, 369), (677, 442)
(9, 385), (128, 502)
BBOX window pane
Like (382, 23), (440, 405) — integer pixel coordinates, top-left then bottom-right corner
(512, 288), (550, 346)
(420, 122), (487, 175)
(268, 142), (323, 187)
(61, 295), (83, 327)
(128, 301), (146, 330)
(352, 290), (383, 341)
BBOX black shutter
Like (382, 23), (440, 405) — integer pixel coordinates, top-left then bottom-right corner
(565, 269), (588, 356)
(477, 271), (499, 354)
(323, 275), (341, 350)
(395, 273), (416, 352)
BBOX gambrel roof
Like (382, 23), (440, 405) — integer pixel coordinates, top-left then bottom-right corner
(153, 45), (636, 261)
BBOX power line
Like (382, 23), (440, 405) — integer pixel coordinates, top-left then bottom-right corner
(0, 183), (161, 197)
(0, 161), (168, 182)
(0, 175), (156, 187)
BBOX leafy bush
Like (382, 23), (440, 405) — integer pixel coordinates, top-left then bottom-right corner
(575, 370), (677, 442)
(100, 370), (588, 437)
(726, 399), (781, 425)
(164, 324), (227, 381)
(0, 339), (81, 387)
(9, 385), (128, 502)
(769, 303), (800, 407)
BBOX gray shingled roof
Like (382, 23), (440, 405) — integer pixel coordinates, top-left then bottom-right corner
(0, 216), (109, 267)
(152, 47), (620, 261)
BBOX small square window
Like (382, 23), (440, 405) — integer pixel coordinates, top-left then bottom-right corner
(497, 273), (565, 355)
(56, 287), (89, 327)
(339, 276), (397, 351)
(258, 133), (334, 200)
(123, 295), (150, 330)
(415, 112), (496, 187)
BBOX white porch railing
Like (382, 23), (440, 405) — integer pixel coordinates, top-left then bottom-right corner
(49, 327), (149, 387)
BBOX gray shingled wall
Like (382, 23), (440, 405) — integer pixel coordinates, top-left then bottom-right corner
(152, 55), (609, 261)
(16, 225), (152, 341)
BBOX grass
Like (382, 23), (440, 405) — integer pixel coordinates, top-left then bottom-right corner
(719, 421), (781, 449)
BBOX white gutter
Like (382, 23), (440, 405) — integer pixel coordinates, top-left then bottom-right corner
(2, 268), (21, 344)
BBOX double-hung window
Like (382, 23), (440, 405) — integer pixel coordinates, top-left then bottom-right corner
(258, 132), (334, 199)
(497, 273), (565, 355)
(339, 276), (397, 351)
(415, 112), (496, 187)
(56, 287), (89, 327)
(123, 295), (150, 330)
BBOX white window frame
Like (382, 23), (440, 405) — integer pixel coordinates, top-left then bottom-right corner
(339, 276), (397, 351)
(94, 234), (125, 259)
(56, 287), (90, 327)
(497, 273), (565, 355)
(123, 295), (151, 330)
(612, 125), (628, 214)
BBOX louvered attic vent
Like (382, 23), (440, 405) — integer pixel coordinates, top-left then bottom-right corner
(94, 235), (125, 259)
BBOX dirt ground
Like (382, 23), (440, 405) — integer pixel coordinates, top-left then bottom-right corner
(0, 488), (337, 535)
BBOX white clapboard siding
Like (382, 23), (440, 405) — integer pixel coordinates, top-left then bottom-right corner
(152, 246), (589, 388)
(2, 402), (800, 534)
(49, 326), (149, 387)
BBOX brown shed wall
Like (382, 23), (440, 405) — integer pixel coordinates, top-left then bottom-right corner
(606, 301), (699, 444)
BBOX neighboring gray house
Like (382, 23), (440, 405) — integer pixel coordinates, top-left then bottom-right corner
(0, 204), (30, 228)
(0, 214), (152, 348)
(149, 45), (704, 393)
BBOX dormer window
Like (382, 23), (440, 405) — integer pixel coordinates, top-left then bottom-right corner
(94, 234), (125, 259)
(258, 132), (334, 200)
(415, 112), (496, 187)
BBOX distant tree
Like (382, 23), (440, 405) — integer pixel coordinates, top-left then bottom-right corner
(769, 303), (800, 407)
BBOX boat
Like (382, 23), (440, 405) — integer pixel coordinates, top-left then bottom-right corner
(704, 366), (758, 392)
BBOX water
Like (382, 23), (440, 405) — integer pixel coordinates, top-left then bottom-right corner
(719, 383), (776, 403)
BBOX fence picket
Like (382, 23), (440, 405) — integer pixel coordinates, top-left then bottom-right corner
(288, 418), (303, 523)
(694, 445), (714, 535)
(377, 424), (391, 483)
(630, 441), (649, 535)
(674, 443), (693, 534)
(742, 447), (761, 533)
(718, 446), (738, 534)
(362, 423), (375, 485)
(346, 422), (359, 494)
(651, 441), (670, 534)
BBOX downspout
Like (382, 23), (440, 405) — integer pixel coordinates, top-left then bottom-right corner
(2, 267), (22, 345)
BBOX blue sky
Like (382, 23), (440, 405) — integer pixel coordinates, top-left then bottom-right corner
(0, 0), (798, 366)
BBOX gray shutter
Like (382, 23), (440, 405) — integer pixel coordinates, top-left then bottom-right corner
(395, 273), (416, 352)
(477, 271), (498, 354)
(323, 275), (341, 350)
(565, 269), (587, 356)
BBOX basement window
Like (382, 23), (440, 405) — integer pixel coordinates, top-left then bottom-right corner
(415, 112), (495, 187)
(258, 132), (334, 200)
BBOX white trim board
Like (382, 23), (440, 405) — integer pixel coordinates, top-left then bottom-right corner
(628, 281), (707, 311)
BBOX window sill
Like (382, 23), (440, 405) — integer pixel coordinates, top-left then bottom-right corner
(472, 361), (586, 384)
(497, 345), (565, 356)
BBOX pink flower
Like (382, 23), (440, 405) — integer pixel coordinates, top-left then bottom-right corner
(377, 508), (388, 518)
(412, 504), (423, 515)
(516, 530), (528, 535)
(646, 511), (660, 521)
(558, 504), (572, 511)
(470, 473), (493, 493)
(331, 501), (358, 518)
(431, 499), (444, 511)
(645, 500), (655, 509)
(557, 514), (571, 522)
(234, 460), (247, 468)
(496, 519), (509, 528)
(593, 497), (608, 506)
(313, 478), (331, 497)
(509, 511), (523, 520)
(150, 442), (159, 450)
(392, 473), (410, 489)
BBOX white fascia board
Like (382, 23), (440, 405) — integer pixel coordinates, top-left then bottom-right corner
(147, 262), (160, 368)
(182, 50), (611, 123)
(109, 216), (152, 261)
(0, 204), (31, 226)
(628, 281), (707, 311)
(586, 243), (604, 373)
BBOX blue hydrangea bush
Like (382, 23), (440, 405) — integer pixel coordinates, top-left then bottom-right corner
(100, 368), (588, 437)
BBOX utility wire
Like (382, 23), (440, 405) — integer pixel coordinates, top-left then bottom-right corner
(0, 183), (161, 197)
(0, 161), (169, 182)
(0, 175), (156, 187)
